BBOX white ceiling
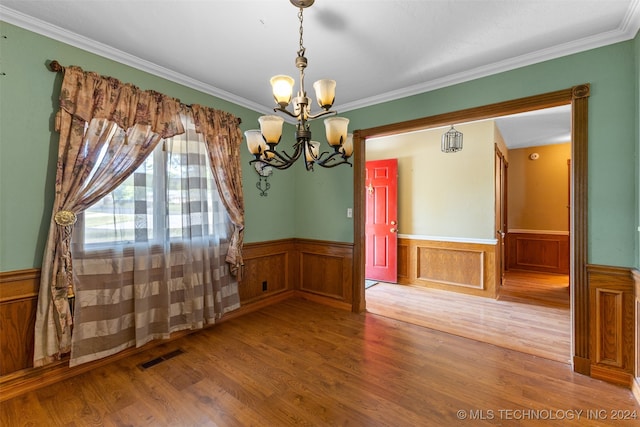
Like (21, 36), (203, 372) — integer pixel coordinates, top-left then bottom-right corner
(1, 1), (639, 148)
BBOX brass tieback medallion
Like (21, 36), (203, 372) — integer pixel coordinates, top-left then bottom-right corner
(54, 210), (77, 226)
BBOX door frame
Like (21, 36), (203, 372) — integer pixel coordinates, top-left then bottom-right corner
(352, 84), (590, 375)
(495, 145), (508, 286)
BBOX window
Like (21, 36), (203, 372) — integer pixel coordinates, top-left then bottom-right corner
(79, 115), (231, 249)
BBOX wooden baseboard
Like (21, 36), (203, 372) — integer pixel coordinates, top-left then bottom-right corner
(573, 355), (591, 376)
(223, 290), (294, 322)
(294, 290), (352, 311)
(590, 364), (633, 388)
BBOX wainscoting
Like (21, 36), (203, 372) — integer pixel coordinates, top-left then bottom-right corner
(587, 265), (636, 387)
(0, 269), (39, 376)
(2, 240), (639, 401)
(0, 238), (354, 400)
(506, 230), (569, 274)
(239, 239), (294, 305)
(634, 270), (640, 404)
(397, 237), (498, 298)
(295, 239), (354, 310)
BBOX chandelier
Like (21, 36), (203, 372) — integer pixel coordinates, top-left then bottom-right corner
(245, 0), (353, 171)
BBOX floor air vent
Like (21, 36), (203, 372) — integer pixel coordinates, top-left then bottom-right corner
(139, 348), (184, 369)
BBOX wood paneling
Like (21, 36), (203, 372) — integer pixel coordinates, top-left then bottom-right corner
(295, 239), (353, 309)
(588, 265), (635, 386)
(634, 269), (640, 406)
(397, 241), (409, 280)
(398, 238), (496, 298)
(240, 239), (294, 304)
(506, 232), (569, 274)
(417, 247), (484, 289)
(595, 288), (623, 366)
(0, 269), (40, 376)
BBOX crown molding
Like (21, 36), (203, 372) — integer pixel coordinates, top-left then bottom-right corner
(0, 5), (271, 116)
(340, 0), (640, 112)
(2, 2), (639, 115)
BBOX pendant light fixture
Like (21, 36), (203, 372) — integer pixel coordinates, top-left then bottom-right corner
(441, 125), (463, 153)
(245, 0), (353, 171)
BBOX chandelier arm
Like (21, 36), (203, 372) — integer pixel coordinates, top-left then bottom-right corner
(313, 150), (353, 168)
(315, 155), (353, 168)
(273, 106), (301, 119)
(306, 109), (337, 121)
(249, 141), (305, 170)
(250, 156), (296, 170)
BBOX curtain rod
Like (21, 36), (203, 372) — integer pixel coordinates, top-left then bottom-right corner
(48, 60), (63, 73)
(47, 60), (242, 125)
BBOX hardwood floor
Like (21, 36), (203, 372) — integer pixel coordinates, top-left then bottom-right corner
(498, 270), (570, 308)
(1, 297), (638, 426)
(365, 270), (571, 363)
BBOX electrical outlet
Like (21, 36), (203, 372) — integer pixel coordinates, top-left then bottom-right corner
(262, 281), (268, 291)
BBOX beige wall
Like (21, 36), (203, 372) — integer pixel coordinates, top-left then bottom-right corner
(507, 143), (571, 232)
(366, 121), (496, 240)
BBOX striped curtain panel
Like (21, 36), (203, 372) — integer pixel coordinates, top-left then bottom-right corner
(69, 114), (239, 366)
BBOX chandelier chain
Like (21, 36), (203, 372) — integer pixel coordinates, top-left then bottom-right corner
(297, 8), (305, 57)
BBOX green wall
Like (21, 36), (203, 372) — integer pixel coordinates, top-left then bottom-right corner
(1, 21), (638, 271)
(0, 21), (295, 271)
(296, 38), (639, 269)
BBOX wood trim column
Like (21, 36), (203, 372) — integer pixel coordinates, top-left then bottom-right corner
(352, 130), (366, 313)
(572, 84), (590, 375)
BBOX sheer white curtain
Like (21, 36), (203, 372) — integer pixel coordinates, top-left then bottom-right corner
(69, 114), (239, 366)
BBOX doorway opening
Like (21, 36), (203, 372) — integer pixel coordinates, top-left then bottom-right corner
(362, 109), (572, 362)
(352, 85), (590, 373)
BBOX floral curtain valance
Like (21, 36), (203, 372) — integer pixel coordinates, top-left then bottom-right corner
(58, 66), (185, 138)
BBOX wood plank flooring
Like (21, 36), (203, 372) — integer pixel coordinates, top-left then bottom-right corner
(2, 297), (638, 426)
(365, 270), (571, 363)
(499, 270), (570, 308)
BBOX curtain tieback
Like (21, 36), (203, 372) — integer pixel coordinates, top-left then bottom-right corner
(54, 210), (77, 226)
(54, 210), (77, 298)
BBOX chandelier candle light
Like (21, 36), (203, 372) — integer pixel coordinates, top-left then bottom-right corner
(245, 0), (353, 171)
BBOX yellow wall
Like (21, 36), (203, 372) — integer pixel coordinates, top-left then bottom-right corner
(366, 121), (496, 240)
(507, 143), (571, 232)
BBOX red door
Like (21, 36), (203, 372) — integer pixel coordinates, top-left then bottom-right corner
(365, 159), (398, 282)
